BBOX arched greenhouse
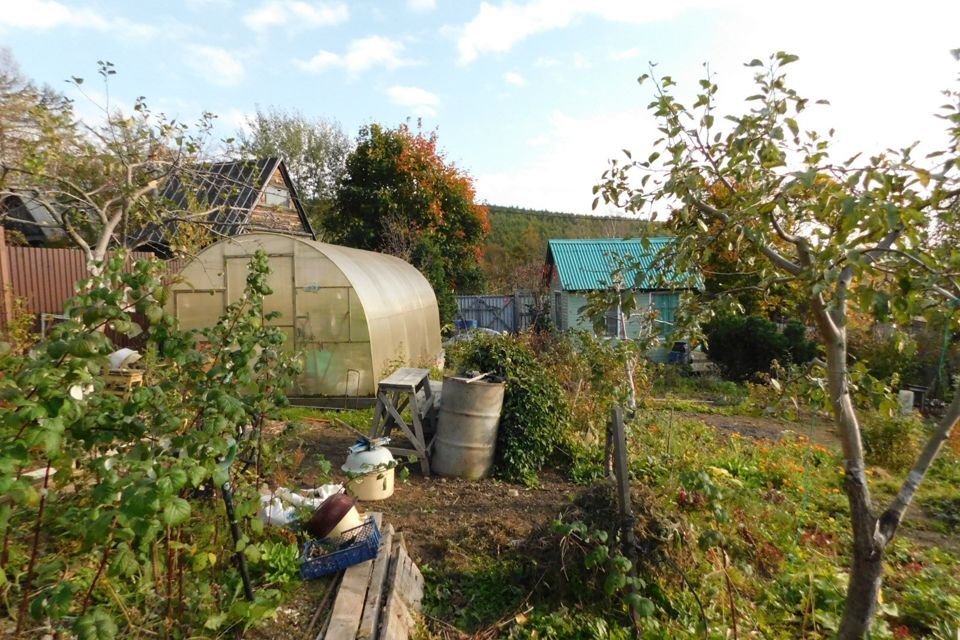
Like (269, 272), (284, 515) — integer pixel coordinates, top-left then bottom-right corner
(170, 233), (442, 397)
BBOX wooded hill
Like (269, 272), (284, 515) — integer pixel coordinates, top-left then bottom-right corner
(481, 205), (663, 293)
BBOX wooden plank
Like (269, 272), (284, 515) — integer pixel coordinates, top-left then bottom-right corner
(368, 399), (385, 438)
(409, 397), (431, 477)
(611, 407), (636, 563)
(383, 447), (419, 458)
(323, 515), (382, 640)
(378, 367), (430, 389)
(379, 393), (422, 453)
(0, 227), (13, 331)
(356, 523), (394, 640)
(378, 590), (416, 640)
(377, 540), (423, 640)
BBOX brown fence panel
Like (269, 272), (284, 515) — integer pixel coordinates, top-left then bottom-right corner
(6, 246), (179, 316)
(8, 245), (89, 315)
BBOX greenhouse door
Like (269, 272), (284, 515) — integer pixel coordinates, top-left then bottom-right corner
(225, 255), (296, 348)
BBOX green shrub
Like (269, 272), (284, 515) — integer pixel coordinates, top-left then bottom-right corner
(847, 324), (921, 384)
(783, 319), (818, 364)
(651, 362), (747, 405)
(861, 414), (924, 471)
(704, 315), (815, 382)
(448, 332), (570, 485)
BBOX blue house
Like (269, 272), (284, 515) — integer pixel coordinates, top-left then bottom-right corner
(544, 238), (696, 360)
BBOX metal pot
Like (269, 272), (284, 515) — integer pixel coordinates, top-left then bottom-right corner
(305, 492), (362, 539)
(343, 446), (395, 501)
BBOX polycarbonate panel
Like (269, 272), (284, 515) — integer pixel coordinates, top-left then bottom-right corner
(263, 256), (294, 325)
(295, 341), (373, 396)
(170, 232), (441, 397)
(348, 288), (368, 342)
(175, 290), (224, 330)
(225, 255), (294, 326)
(225, 257), (248, 305)
(296, 287), (350, 342)
(295, 253), (349, 288)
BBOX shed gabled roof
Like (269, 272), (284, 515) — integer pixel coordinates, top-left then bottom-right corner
(0, 191), (66, 245)
(135, 157), (314, 251)
(546, 237), (694, 292)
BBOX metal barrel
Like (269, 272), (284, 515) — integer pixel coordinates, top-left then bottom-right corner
(432, 376), (505, 480)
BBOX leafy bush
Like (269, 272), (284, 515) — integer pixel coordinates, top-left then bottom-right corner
(861, 414), (924, 471)
(651, 362), (747, 405)
(704, 315), (815, 382)
(0, 250), (301, 637)
(258, 541), (301, 586)
(847, 324), (921, 384)
(538, 330), (641, 437)
(783, 319), (818, 364)
(448, 332), (569, 485)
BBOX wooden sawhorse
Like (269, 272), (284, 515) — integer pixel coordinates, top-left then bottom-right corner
(369, 368), (436, 476)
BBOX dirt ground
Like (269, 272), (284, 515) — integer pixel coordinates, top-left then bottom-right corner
(290, 419), (578, 565)
(249, 419), (579, 639)
(250, 410), (956, 638)
(671, 408), (842, 449)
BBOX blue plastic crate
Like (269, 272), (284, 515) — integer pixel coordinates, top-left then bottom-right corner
(299, 517), (381, 580)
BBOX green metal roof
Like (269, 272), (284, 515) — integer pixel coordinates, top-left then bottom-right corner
(546, 237), (694, 292)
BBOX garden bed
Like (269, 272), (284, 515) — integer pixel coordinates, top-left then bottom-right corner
(252, 403), (960, 639)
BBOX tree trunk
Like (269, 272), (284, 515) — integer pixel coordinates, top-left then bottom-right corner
(838, 469), (884, 639)
(814, 303), (886, 640)
(838, 537), (884, 640)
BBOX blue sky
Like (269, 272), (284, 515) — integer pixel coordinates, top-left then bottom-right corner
(2, 0), (959, 214)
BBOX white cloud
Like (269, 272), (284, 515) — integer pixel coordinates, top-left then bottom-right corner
(296, 36), (409, 74)
(701, 0), (960, 163)
(296, 50), (340, 73)
(243, 1), (348, 31)
(386, 85), (439, 117)
(476, 108), (657, 214)
(504, 71), (526, 87)
(0, 0), (108, 30)
(221, 108), (254, 135)
(456, 0), (718, 64)
(610, 47), (640, 61)
(186, 46), (245, 86)
(573, 53), (590, 69)
(406, 0), (436, 11)
(0, 0), (155, 36)
(476, 0), (960, 213)
(534, 56), (559, 68)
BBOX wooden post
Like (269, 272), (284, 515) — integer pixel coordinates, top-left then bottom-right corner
(0, 226), (13, 332)
(611, 406), (640, 637)
(611, 407), (637, 567)
(512, 291), (520, 333)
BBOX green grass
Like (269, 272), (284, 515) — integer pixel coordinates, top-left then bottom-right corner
(278, 406), (373, 433)
(651, 366), (748, 406)
(647, 396), (743, 416)
(422, 402), (960, 639)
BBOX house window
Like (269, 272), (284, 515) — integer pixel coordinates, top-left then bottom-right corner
(651, 292), (679, 338)
(604, 308), (621, 337)
(263, 185), (292, 209)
